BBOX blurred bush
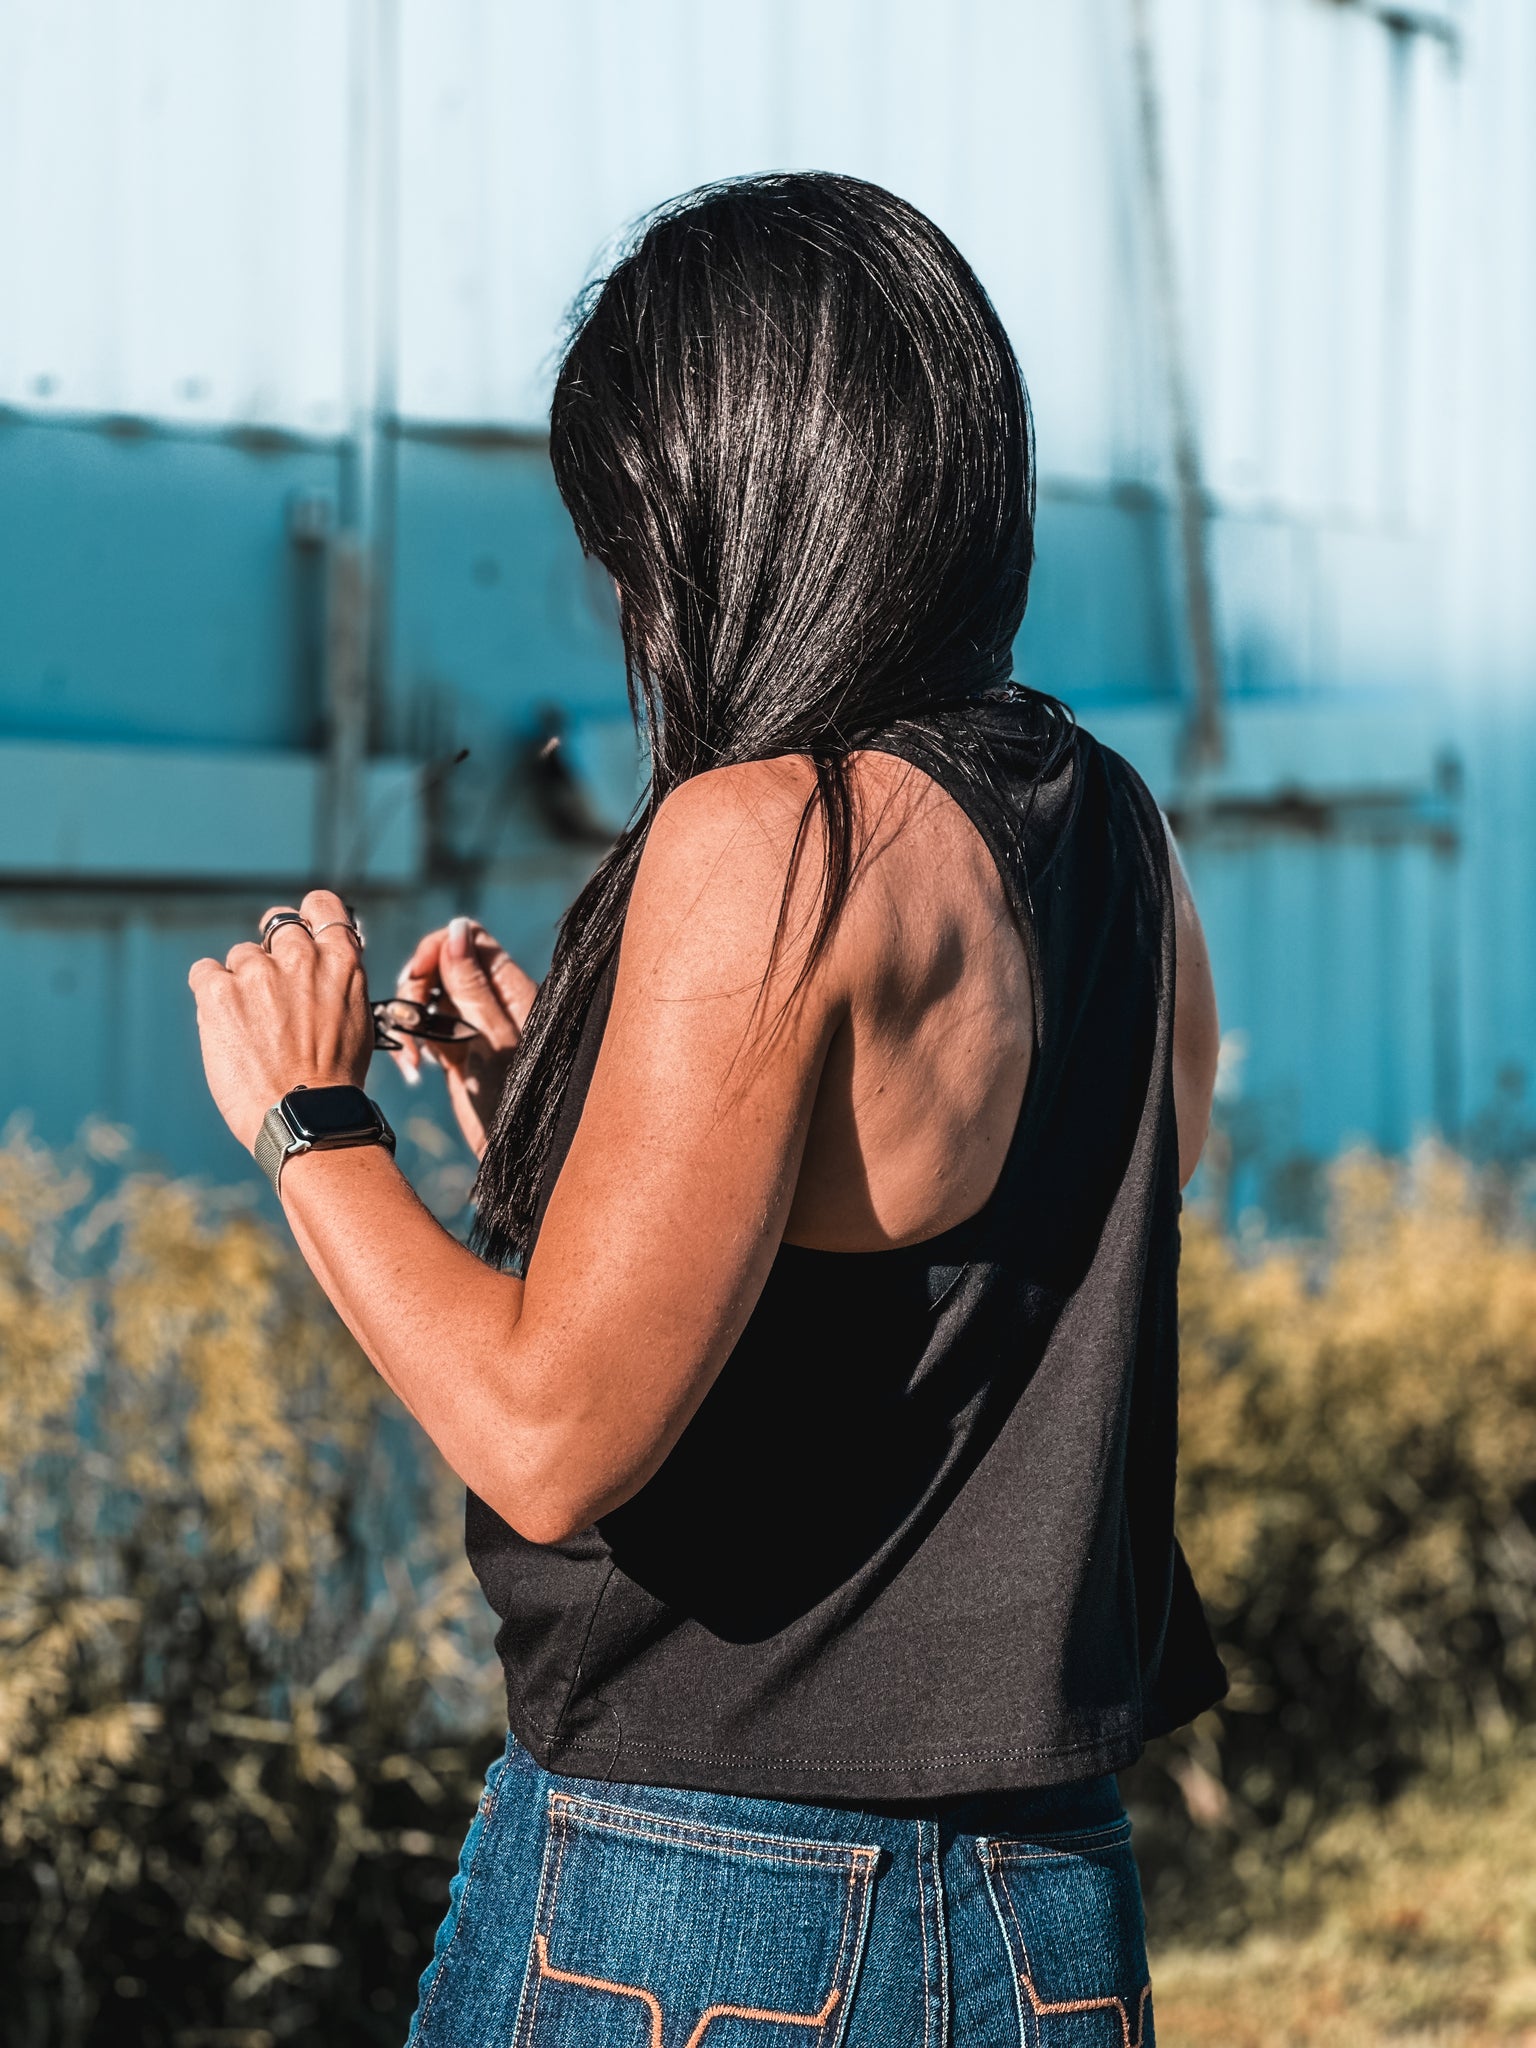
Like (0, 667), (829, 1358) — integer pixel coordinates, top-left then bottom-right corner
(5, 1131), (1535, 2033)
(1151, 1755), (1536, 2044)
(0, 1127), (501, 2047)
(1135, 1145), (1536, 1937)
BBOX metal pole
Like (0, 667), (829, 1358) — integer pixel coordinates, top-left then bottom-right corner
(323, 0), (400, 889)
(367, 0), (401, 750)
(1127, 0), (1225, 776)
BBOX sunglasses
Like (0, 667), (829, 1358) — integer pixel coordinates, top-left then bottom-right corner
(370, 997), (484, 1052)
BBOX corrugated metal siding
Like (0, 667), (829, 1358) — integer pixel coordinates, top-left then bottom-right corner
(2, 7), (1489, 463)
(1160, 0), (1459, 530)
(2, 1), (1474, 499)
(3, 0), (1515, 646)
(3, 0), (1536, 1214)
(391, 0), (1160, 479)
(1182, 825), (1451, 1221)
(0, 0), (353, 431)
(0, 415), (341, 746)
(1451, 0), (1536, 694)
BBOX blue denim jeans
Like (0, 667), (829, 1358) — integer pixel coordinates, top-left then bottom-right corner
(406, 1733), (1152, 2046)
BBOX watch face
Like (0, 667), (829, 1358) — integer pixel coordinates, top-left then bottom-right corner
(283, 1085), (378, 1142)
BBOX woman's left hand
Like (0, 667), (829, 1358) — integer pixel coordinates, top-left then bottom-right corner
(188, 888), (376, 1153)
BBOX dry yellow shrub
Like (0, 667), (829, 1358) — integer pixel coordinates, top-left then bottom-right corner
(1136, 1143), (1536, 1940)
(4, 1125), (1534, 2033)
(0, 1127), (499, 2041)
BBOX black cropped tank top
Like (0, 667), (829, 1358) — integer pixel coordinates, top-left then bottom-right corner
(466, 693), (1227, 1802)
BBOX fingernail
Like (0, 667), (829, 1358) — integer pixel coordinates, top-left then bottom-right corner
(448, 916), (470, 959)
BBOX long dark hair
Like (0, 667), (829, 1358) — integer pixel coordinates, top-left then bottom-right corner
(472, 172), (1040, 1268)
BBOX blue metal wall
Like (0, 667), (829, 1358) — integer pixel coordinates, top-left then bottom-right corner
(0, 406), (1490, 1224)
(3, 0), (1534, 1227)
(0, 415), (627, 1186)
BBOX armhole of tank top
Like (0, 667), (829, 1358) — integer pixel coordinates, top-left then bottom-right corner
(1100, 747), (1182, 1156)
(1106, 748), (1178, 1013)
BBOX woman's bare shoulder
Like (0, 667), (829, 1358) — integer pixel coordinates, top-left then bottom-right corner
(622, 758), (843, 1024)
(631, 749), (990, 991)
(646, 757), (821, 867)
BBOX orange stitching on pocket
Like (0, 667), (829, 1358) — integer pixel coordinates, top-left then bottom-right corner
(983, 1837), (1148, 2048)
(532, 1934), (843, 2048)
(1018, 1971), (1151, 2048)
(685, 1985), (840, 2046)
(524, 1805), (575, 2043)
(533, 1935), (665, 2048)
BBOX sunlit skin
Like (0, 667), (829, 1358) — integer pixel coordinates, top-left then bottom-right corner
(189, 750), (1219, 1546)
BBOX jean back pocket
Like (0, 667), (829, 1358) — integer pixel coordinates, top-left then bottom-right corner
(978, 1817), (1153, 2048)
(513, 1789), (878, 2047)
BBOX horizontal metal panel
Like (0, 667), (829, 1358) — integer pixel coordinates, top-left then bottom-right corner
(388, 436), (628, 733)
(0, 416), (1480, 775)
(0, 741), (422, 883)
(393, 0), (1149, 480)
(0, 416), (341, 748)
(1092, 696), (1450, 806)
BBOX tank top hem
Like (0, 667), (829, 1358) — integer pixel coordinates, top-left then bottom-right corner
(501, 1686), (1225, 1805)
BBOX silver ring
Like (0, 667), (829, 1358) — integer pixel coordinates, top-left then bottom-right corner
(260, 911), (312, 951)
(313, 918), (365, 947)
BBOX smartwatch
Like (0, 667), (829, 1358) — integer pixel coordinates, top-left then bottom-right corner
(254, 1084), (396, 1196)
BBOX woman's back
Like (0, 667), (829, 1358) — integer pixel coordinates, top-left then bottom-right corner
(780, 740), (1035, 1253)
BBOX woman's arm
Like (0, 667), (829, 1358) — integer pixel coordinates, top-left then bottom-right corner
(189, 759), (842, 1544)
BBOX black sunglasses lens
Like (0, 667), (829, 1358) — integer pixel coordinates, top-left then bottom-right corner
(371, 998), (476, 1043)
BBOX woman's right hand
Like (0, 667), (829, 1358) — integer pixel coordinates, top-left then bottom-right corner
(391, 917), (538, 1159)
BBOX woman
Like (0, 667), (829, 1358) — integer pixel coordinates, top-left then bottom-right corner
(191, 174), (1225, 2047)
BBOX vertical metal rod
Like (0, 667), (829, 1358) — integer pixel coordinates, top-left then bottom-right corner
(1379, 23), (1412, 522)
(368, 0), (401, 750)
(324, 534), (370, 886)
(1127, 0), (1225, 774)
(323, 0), (400, 888)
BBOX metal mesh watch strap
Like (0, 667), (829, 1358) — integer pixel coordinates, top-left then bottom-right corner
(254, 1104), (300, 1196)
(253, 1094), (397, 1197)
